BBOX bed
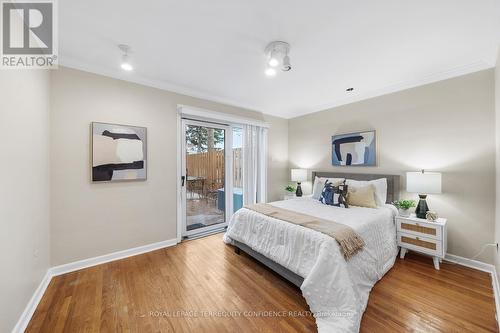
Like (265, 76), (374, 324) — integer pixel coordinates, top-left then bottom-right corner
(223, 172), (400, 333)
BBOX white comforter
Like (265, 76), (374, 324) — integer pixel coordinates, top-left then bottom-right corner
(223, 197), (398, 333)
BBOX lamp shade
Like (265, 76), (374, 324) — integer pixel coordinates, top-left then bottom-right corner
(406, 171), (442, 194)
(291, 169), (307, 182)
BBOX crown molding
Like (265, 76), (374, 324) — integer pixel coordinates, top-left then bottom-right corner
(58, 57), (265, 115)
(285, 60), (494, 119)
(60, 57), (494, 120)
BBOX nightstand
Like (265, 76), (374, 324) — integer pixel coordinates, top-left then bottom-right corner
(283, 193), (296, 200)
(396, 214), (447, 270)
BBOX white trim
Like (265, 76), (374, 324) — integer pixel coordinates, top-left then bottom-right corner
(59, 58), (265, 116)
(445, 253), (500, 327)
(444, 253), (496, 273)
(11, 238), (178, 332)
(11, 244), (499, 331)
(178, 104), (269, 128)
(278, 61), (494, 118)
(50, 238), (178, 276)
(176, 111), (183, 242)
(12, 271), (52, 333)
(60, 58), (494, 120)
(492, 265), (500, 324)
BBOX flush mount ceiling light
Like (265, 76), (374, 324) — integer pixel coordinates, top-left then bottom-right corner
(118, 44), (133, 71)
(264, 41), (291, 77)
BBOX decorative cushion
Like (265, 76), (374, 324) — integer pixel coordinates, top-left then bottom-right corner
(312, 176), (344, 200)
(347, 184), (377, 208)
(320, 180), (349, 208)
(346, 178), (387, 206)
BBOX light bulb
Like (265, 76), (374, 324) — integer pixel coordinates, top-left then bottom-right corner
(120, 54), (133, 71)
(121, 62), (133, 71)
(268, 57), (279, 67)
(265, 67), (276, 77)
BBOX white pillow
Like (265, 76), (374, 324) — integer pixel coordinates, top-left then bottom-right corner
(312, 176), (345, 200)
(346, 178), (387, 206)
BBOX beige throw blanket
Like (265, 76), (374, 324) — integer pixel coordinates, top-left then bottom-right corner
(245, 203), (365, 260)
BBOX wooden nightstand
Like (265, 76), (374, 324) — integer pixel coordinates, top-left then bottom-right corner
(396, 214), (447, 270)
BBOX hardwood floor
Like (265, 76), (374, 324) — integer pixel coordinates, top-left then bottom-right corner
(27, 234), (497, 333)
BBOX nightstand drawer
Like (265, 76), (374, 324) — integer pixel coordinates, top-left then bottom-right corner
(397, 218), (442, 240)
(398, 232), (443, 257)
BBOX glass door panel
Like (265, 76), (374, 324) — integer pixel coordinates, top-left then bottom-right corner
(232, 127), (243, 213)
(182, 120), (230, 237)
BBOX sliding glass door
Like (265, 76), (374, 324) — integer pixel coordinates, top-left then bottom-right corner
(181, 119), (232, 237)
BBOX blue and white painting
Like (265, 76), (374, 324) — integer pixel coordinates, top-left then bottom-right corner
(332, 131), (376, 166)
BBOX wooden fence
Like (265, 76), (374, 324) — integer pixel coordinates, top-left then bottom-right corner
(186, 148), (243, 189)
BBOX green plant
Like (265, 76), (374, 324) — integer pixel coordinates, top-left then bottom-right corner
(392, 199), (416, 210)
(285, 185), (296, 193)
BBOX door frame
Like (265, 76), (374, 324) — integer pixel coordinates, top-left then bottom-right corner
(178, 118), (233, 239)
(176, 105), (269, 242)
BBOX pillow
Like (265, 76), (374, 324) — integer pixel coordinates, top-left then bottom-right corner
(312, 176), (344, 200)
(346, 178), (387, 206)
(320, 180), (349, 208)
(347, 184), (377, 208)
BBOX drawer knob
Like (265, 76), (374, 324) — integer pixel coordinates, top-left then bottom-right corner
(416, 237), (419, 240)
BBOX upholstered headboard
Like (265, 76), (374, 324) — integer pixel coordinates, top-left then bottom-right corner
(311, 171), (401, 204)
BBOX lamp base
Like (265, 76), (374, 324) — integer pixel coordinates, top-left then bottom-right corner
(296, 182), (303, 197)
(415, 194), (429, 219)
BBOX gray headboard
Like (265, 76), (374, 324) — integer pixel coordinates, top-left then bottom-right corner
(311, 171), (400, 204)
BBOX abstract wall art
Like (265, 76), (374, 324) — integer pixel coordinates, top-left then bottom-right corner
(331, 130), (376, 166)
(91, 122), (147, 182)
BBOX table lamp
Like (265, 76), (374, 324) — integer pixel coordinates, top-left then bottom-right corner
(406, 170), (442, 219)
(291, 169), (307, 197)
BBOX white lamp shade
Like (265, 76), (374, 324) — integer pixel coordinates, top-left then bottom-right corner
(291, 169), (307, 182)
(406, 171), (442, 194)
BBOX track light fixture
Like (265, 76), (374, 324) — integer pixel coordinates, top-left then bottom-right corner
(118, 44), (133, 71)
(264, 41), (291, 77)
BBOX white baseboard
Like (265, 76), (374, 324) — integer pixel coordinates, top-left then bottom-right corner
(445, 253), (496, 273)
(50, 238), (178, 276)
(11, 238), (178, 333)
(445, 253), (500, 327)
(12, 244), (499, 332)
(12, 271), (52, 333)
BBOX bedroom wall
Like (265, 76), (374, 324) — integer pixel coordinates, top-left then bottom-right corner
(495, 48), (500, 274)
(0, 70), (51, 332)
(265, 114), (289, 202)
(289, 69), (496, 264)
(50, 67), (288, 266)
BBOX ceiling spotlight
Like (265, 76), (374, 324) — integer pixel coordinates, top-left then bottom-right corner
(282, 55), (291, 72)
(268, 57), (279, 67)
(265, 67), (277, 77)
(118, 44), (133, 71)
(264, 41), (291, 77)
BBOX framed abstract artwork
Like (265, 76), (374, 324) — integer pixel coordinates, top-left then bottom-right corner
(91, 122), (147, 182)
(331, 130), (376, 166)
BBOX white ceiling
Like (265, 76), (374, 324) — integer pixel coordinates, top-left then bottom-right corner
(60, 0), (500, 119)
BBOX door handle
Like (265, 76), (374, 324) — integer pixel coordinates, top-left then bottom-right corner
(181, 176), (185, 187)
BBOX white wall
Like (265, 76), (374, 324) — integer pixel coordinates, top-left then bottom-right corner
(265, 114), (289, 202)
(289, 70), (496, 263)
(50, 67), (288, 266)
(495, 48), (500, 274)
(0, 70), (51, 332)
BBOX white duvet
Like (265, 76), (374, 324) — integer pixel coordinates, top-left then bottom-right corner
(223, 197), (398, 333)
